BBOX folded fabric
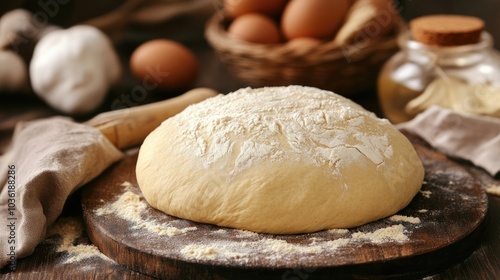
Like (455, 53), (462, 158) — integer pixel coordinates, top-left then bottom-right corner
(397, 106), (500, 176)
(0, 117), (123, 269)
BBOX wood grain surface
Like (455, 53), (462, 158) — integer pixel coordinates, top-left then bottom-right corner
(80, 133), (488, 279)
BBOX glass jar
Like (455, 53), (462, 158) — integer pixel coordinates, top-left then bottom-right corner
(377, 30), (500, 124)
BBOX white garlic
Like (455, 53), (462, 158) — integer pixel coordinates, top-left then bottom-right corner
(0, 9), (57, 50)
(29, 25), (121, 115)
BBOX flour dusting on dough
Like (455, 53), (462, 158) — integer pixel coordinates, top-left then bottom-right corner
(175, 86), (395, 175)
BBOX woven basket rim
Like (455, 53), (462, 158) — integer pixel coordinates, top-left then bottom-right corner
(205, 13), (407, 64)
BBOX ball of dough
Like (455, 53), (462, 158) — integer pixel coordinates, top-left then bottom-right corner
(136, 86), (424, 234)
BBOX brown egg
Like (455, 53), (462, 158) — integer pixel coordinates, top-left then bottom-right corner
(281, 0), (351, 40)
(228, 14), (281, 44)
(224, 0), (287, 18)
(130, 39), (198, 91)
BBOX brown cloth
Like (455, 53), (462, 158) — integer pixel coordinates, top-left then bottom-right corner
(397, 106), (500, 176)
(0, 117), (122, 269)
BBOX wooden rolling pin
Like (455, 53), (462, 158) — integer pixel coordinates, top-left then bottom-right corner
(85, 87), (218, 149)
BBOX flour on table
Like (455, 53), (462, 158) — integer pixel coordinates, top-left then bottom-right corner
(46, 217), (111, 264)
(178, 224), (412, 263)
(418, 209), (429, 213)
(181, 245), (218, 260)
(95, 183), (197, 237)
(327, 229), (350, 235)
(262, 239), (323, 254)
(420, 190), (432, 198)
(325, 238), (351, 250)
(389, 215), (421, 224)
(235, 229), (259, 237)
(351, 224), (408, 244)
(120, 180), (134, 190)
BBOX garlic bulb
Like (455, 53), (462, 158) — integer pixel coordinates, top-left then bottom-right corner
(0, 9), (58, 50)
(0, 50), (28, 92)
(30, 25), (121, 115)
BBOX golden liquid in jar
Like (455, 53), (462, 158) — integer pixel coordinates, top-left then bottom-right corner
(377, 71), (424, 124)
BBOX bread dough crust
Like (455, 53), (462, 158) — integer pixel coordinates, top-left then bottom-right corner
(136, 86), (424, 234)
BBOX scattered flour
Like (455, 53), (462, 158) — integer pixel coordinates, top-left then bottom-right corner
(95, 191), (146, 223)
(235, 229), (259, 237)
(224, 252), (249, 260)
(327, 229), (350, 235)
(420, 190), (432, 198)
(325, 238), (351, 250)
(486, 184), (500, 196)
(95, 184), (197, 237)
(180, 244), (250, 262)
(46, 217), (111, 264)
(178, 224), (411, 262)
(262, 239), (322, 255)
(351, 224), (408, 244)
(181, 245), (217, 260)
(159, 226), (198, 237)
(418, 209), (429, 213)
(389, 215), (421, 224)
(120, 180), (134, 190)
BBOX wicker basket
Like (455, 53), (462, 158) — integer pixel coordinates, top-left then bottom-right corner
(205, 13), (406, 96)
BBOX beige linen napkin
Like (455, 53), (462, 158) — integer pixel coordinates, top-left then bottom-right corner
(397, 106), (500, 176)
(0, 117), (122, 269)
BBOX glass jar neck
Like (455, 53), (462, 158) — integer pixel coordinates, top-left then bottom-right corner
(399, 31), (493, 67)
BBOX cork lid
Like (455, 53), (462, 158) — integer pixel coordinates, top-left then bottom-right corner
(410, 15), (485, 46)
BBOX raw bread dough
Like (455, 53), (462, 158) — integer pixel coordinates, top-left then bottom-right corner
(136, 86), (424, 234)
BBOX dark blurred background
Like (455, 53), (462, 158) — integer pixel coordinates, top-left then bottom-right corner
(1, 0), (499, 118)
(1, 0), (500, 48)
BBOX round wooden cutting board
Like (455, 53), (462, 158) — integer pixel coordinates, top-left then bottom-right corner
(81, 133), (488, 279)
